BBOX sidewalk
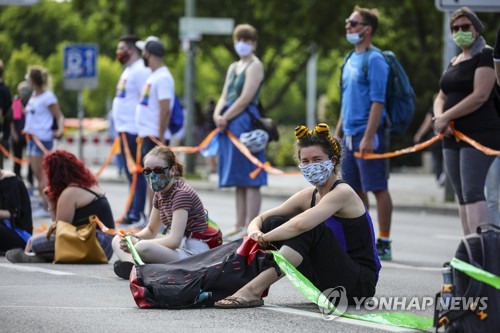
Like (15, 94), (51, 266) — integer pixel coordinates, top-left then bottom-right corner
(92, 164), (459, 216)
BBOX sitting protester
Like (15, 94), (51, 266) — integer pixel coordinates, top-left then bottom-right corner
(215, 124), (381, 308)
(112, 146), (217, 279)
(0, 169), (32, 254)
(6, 150), (115, 263)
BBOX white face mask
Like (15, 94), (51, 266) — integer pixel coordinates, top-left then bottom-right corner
(234, 41), (253, 57)
(346, 32), (364, 45)
(299, 160), (334, 187)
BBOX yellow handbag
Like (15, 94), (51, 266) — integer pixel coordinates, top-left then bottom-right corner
(47, 215), (109, 264)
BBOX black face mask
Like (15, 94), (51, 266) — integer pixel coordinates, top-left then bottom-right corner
(143, 56), (149, 67)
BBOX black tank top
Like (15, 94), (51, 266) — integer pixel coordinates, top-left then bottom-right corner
(72, 187), (115, 229)
(311, 180), (381, 277)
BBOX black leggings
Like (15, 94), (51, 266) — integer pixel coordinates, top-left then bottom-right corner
(262, 216), (376, 302)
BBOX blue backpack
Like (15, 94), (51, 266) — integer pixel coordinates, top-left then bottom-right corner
(169, 95), (184, 135)
(342, 48), (416, 135)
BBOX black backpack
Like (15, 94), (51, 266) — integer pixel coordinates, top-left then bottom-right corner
(129, 237), (278, 309)
(433, 224), (500, 332)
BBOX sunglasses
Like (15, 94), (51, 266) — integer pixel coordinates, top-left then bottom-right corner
(142, 166), (169, 175)
(345, 18), (367, 28)
(451, 23), (471, 33)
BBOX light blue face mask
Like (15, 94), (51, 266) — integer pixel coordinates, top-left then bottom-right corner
(299, 160), (334, 187)
(346, 32), (364, 45)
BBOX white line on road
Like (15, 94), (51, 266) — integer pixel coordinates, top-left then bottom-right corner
(0, 264), (74, 276)
(261, 305), (421, 332)
(381, 262), (441, 272)
(0, 305), (133, 310)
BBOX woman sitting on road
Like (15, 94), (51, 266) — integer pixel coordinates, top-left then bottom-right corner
(215, 123), (381, 308)
(112, 146), (219, 279)
(6, 150), (115, 263)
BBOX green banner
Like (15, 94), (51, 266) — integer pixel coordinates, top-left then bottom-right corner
(270, 250), (433, 331)
(451, 257), (500, 289)
(124, 235), (144, 265)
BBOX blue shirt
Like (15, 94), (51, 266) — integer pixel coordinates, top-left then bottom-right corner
(341, 50), (389, 135)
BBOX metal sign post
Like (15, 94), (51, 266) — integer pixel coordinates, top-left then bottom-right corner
(63, 44), (98, 160)
(179, 13), (234, 174)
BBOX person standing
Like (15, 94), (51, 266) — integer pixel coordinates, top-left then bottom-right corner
(0, 60), (12, 170)
(433, 7), (500, 235)
(135, 36), (175, 213)
(213, 24), (267, 239)
(334, 6), (393, 260)
(112, 35), (151, 227)
(23, 66), (64, 217)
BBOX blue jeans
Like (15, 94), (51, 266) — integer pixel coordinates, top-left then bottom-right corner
(485, 157), (500, 226)
(119, 132), (147, 220)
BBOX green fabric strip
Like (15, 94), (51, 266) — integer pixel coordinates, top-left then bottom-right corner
(270, 250), (433, 331)
(450, 257), (500, 289)
(124, 235), (145, 265)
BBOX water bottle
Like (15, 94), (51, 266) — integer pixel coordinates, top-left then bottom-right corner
(196, 291), (212, 304)
(440, 264), (454, 310)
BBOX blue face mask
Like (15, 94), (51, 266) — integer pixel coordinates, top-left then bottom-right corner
(299, 160), (334, 187)
(145, 170), (171, 192)
(346, 32), (364, 45)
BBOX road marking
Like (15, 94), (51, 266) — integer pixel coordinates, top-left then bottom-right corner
(0, 264), (74, 276)
(431, 234), (462, 241)
(381, 262), (441, 272)
(0, 305), (133, 310)
(261, 305), (420, 332)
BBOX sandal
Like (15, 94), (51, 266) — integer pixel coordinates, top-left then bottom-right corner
(214, 296), (264, 309)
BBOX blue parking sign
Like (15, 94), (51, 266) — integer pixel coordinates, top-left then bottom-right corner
(63, 44), (98, 90)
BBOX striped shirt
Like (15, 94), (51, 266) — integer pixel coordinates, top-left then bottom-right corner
(153, 179), (207, 236)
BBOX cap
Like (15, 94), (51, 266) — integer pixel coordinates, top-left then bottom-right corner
(450, 7), (484, 34)
(136, 36), (165, 57)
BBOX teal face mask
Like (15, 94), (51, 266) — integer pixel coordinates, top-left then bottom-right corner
(452, 31), (475, 48)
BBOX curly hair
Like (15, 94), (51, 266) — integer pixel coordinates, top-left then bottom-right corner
(42, 150), (98, 210)
(294, 123), (343, 175)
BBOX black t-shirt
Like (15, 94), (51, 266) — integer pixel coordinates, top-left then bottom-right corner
(440, 48), (500, 149)
(0, 175), (32, 233)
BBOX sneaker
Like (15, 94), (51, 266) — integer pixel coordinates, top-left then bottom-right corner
(376, 238), (392, 261)
(6, 248), (47, 263)
(114, 260), (134, 279)
(120, 214), (148, 229)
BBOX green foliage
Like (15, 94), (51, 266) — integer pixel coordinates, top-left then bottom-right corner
(3, 44), (43, 93)
(266, 125), (298, 167)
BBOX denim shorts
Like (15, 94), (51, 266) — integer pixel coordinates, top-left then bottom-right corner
(27, 139), (53, 157)
(342, 130), (388, 192)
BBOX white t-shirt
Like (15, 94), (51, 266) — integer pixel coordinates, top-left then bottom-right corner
(112, 59), (151, 134)
(136, 66), (175, 139)
(23, 90), (58, 141)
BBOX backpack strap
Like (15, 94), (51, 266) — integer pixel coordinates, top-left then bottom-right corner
(361, 46), (382, 78)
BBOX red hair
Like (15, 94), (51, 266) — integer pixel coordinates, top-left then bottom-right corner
(42, 150), (98, 210)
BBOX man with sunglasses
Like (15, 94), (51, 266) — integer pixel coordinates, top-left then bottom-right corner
(335, 6), (393, 260)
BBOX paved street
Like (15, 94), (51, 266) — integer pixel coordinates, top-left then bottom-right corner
(0, 177), (463, 333)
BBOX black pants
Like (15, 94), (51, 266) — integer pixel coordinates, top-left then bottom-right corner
(12, 137), (33, 185)
(0, 222), (27, 252)
(262, 216), (376, 302)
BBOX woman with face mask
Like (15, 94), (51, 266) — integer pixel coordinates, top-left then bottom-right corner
(432, 7), (500, 235)
(112, 146), (215, 279)
(215, 124), (380, 308)
(212, 24), (267, 241)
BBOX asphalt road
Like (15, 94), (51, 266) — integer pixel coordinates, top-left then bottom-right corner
(0, 181), (463, 333)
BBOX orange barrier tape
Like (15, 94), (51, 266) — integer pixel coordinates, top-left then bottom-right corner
(225, 130), (301, 179)
(452, 128), (500, 156)
(168, 129), (220, 153)
(0, 142), (30, 165)
(94, 136), (121, 178)
(33, 223), (48, 234)
(354, 134), (445, 160)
